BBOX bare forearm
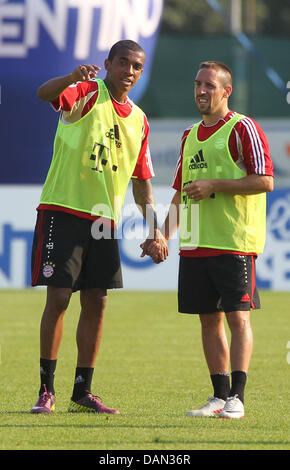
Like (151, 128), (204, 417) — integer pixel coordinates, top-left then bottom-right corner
(37, 64), (101, 102)
(211, 174), (274, 195)
(185, 174), (274, 201)
(132, 178), (157, 234)
(140, 190), (179, 263)
(137, 181), (170, 262)
(37, 74), (75, 102)
(162, 190), (180, 242)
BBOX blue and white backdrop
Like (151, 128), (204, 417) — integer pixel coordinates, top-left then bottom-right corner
(0, 0), (163, 184)
(1, 0), (290, 291)
(1, 184), (290, 291)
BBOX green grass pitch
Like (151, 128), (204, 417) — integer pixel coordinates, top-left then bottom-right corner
(0, 288), (289, 451)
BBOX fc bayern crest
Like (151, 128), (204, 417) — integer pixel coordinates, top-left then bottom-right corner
(43, 263), (54, 278)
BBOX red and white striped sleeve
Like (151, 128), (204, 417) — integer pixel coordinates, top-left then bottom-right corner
(233, 117), (274, 176)
(172, 126), (193, 191)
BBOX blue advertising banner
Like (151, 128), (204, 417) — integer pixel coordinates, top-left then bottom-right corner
(0, 186), (289, 291)
(0, 0), (163, 183)
(256, 188), (290, 291)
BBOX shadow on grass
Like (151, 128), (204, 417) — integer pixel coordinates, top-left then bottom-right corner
(1, 411), (289, 448)
(0, 423), (289, 448)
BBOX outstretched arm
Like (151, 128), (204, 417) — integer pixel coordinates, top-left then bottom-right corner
(37, 64), (101, 102)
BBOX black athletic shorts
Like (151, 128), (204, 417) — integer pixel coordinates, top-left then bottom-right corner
(178, 254), (260, 314)
(31, 210), (123, 292)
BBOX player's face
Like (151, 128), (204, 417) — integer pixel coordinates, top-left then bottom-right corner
(194, 68), (230, 117)
(105, 48), (145, 98)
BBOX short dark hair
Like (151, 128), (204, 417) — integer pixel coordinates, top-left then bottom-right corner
(107, 40), (145, 61)
(199, 61), (232, 87)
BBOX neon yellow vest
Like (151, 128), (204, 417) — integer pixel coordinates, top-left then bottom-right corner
(40, 79), (145, 224)
(180, 114), (266, 253)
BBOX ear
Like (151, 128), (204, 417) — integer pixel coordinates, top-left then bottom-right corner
(104, 59), (110, 72)
(224, 85), (232, 99)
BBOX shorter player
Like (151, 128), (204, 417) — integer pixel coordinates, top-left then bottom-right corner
(141, 60), (274, 419)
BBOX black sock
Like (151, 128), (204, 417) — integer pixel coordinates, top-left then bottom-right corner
(210, 373), (230, 401)
(71, 367), (94, 401)
(230, 370), (247, 403)
(39, 358), (57, 395)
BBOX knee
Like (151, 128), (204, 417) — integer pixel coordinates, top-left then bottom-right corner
(226, 311), (251, 333)
(199, 312), (224, 333)
(80, 288), (108, 315)
(45, 287), (72, 316)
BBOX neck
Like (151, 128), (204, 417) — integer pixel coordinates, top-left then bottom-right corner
(202, 107), (230, 126)
(104, 79), (127, 103)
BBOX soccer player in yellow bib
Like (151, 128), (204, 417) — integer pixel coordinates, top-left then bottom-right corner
(30, 40), (168, 414)
(142, 61), (274, 419)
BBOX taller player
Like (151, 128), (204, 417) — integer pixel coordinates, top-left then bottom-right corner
(142, 61), (274, 419)
(30, 40), (167, 414)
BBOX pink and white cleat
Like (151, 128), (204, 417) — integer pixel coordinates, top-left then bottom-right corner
(30, 385), (55, 414)
(68, 392), (120, 414)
